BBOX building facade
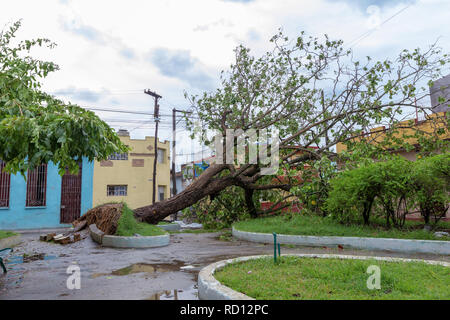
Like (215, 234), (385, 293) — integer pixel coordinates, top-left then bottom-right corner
(92, 131), (171, 209)
(0, 158), (93, 230)
(180, 155), (215, 190)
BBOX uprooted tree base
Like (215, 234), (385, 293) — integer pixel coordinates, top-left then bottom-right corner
(73, 203), (123, 235)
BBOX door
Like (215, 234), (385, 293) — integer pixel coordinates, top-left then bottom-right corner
(60, 162), (83, 223)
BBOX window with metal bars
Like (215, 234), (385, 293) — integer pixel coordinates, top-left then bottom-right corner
(107, 185), (127, 196)
(108, 152), (128, 160)
(26, 164), (48, 207)
(0, 160), (10, 208)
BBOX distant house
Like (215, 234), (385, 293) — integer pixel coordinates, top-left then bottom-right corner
(336, 111), (449, 160)
(92, 130), (171, 209)
(0, 158), (93, 230)
(180, 155), (215, 189)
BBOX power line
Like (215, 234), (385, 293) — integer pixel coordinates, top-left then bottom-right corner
(82, 106), (198, 118)
(347, 3), (413, 49)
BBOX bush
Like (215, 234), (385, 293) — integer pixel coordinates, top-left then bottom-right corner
(327, 157), (414, 227)
(182, 186), (250, 229)
(412, 153), (450, 224)
(291, 156), (337, 216)
(326, 154), (450, 228)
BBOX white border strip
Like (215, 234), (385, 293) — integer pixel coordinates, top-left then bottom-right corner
(232, 227), (450, 255)
(198, 254), (449, 300)
(89, 224), (170, 248)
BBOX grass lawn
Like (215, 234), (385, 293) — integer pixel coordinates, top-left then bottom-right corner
(214, 256), (450, 300)
(233, 214), (450, 241)
(115, 204), (167, 237)
(0, 230), (17, 240)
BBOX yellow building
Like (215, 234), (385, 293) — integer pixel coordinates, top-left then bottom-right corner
(92, 130), (171, 209)
(336, 112), (449, 159)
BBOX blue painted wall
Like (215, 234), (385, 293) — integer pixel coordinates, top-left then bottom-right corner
(0, 158), (93, 230)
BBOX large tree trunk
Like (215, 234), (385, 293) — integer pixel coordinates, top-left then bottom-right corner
(133, 162), (293, 224)
(244, 188), (257, 218)
(134, 164), (235, 224)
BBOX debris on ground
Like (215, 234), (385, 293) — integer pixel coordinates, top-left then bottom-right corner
(434, 231), (449, 238)
(22, 253), (45, 263)
(39, 232), (83, 245)
(174, 221), (203, 229)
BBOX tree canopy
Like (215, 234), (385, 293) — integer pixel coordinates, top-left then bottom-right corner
(0, 21), (127, 175)
(135, 29), (449, 223)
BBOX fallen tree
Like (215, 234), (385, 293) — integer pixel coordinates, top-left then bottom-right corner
(132, 31), (449, 224)
(74, 203), (123, 235)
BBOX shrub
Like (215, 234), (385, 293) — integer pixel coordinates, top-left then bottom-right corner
(182, 186), (250, 229)
(327, 157), (414, 227)
(411, 153), (450, 225)
(292, 156), (337, 216)
(327, 154), (450, 228)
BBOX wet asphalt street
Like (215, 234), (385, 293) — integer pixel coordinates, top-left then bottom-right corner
(1, 231), (449, 300)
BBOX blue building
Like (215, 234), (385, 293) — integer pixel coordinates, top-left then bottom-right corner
(0, 158), (93, 230)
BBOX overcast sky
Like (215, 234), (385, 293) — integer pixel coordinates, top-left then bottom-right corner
(2, 0), (450, 166)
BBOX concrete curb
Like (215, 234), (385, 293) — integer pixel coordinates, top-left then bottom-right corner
(232, 227), (450, 255)
(89, 224), (170, 248)
(0, 234), (22, 250)
(198, 254), (450, 300)
(157, 223), (181, 231)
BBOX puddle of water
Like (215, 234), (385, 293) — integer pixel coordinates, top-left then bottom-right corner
(0, 252), (58, 289)
(5, 254), (58, 264)
(146, 287), (199, 300)
(91, 260), (186, 278)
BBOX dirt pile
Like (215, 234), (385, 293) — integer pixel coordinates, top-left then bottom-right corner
(73, 203), (123, 235)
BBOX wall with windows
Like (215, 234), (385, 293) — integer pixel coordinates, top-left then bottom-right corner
(0, 158), (93, 230)
(92, 134), (170, 209)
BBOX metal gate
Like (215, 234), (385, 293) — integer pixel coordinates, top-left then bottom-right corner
(60, 163), (82, 223)
(0, 161), (10, 208)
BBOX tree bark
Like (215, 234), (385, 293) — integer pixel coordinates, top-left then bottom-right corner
(133, 162), (293, 224)
(134, 164), (235, 224)
(244, 188), (257, 218)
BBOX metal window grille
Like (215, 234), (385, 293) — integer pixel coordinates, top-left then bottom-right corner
(107, 185), (127, 196)
(108, 152), (129, 160)
(26, 164), (47, 207)
(0, 161), (10, 207)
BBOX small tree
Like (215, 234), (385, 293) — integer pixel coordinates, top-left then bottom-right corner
(411, 153), (450, 225)
(327, 157), (414, 227)
(0, 21), (127, 175)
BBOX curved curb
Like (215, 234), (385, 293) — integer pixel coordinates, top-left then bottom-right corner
(0, 234), (22, 250)
(89, 224), (170, 248)
(232, 227), (450, 255)
(157, 223), (181, 231)
(198, 253), (450, 300)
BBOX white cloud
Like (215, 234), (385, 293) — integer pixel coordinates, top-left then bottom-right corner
(1, 0), (449, 162)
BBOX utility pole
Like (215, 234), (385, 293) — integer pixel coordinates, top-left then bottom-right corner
(172, 109), (177, 199)
(171, 108), (192, 220)
(144, 89), (162, 204)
